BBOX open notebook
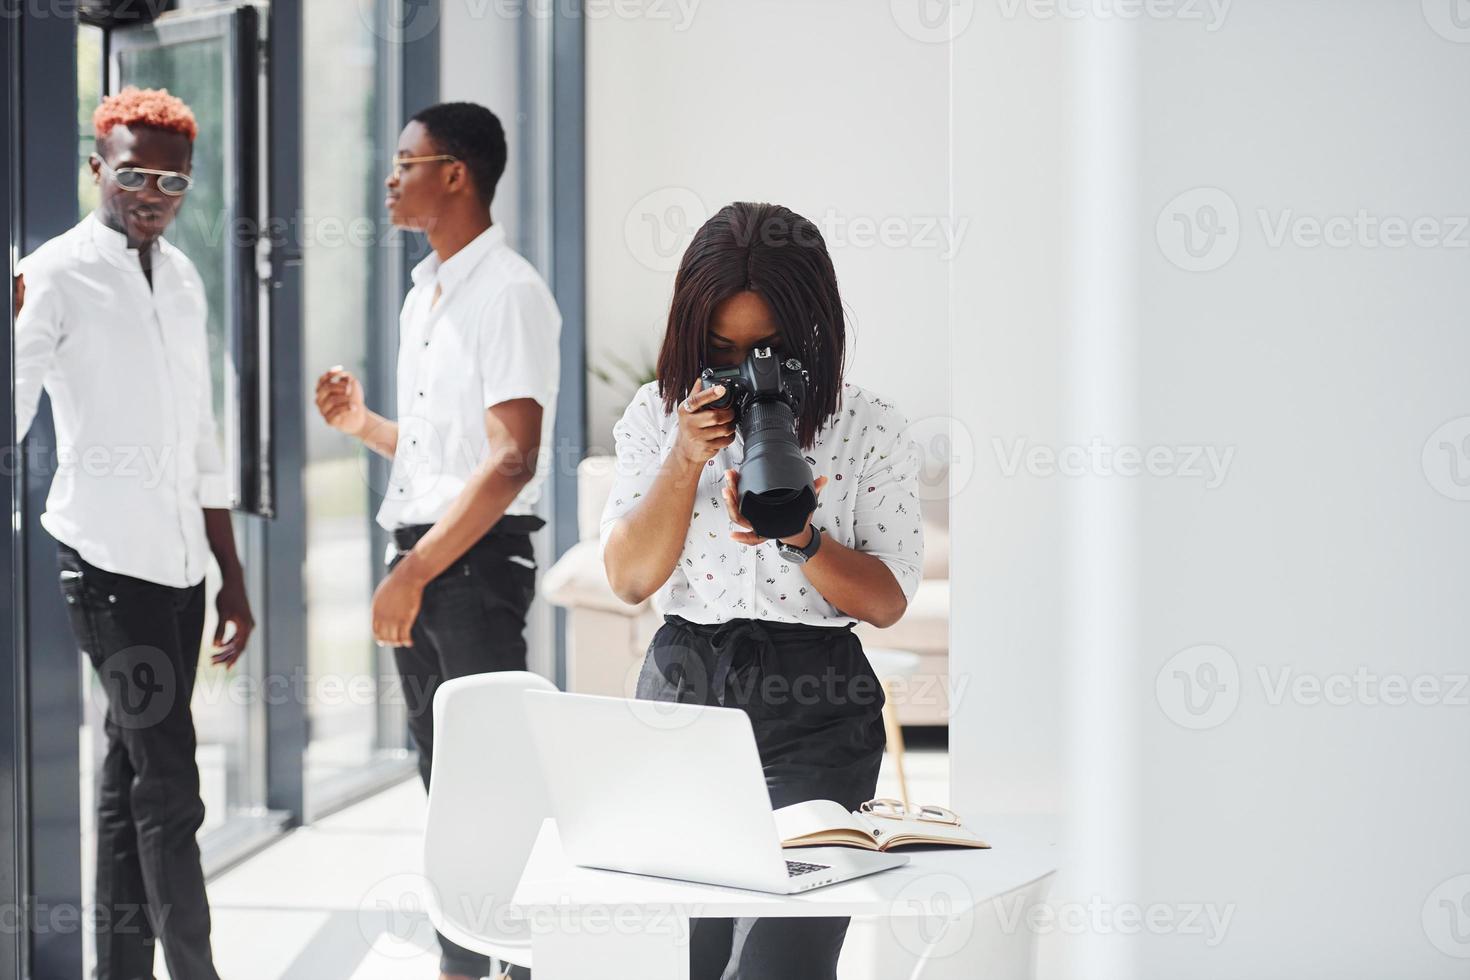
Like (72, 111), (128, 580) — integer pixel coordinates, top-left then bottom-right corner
(774, 800), (990, 852)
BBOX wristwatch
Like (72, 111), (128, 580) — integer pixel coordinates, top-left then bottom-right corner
(776, 525), (822, 564)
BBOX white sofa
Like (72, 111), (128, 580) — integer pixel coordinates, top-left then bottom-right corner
(542, 457), (952, 727)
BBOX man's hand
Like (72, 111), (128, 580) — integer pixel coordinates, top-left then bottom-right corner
(314, 365), (368, 436)
(372, 560), (427, 647)
(12, 273), (23, 318)
(211, 575), (255, 667)
(721, 468), (828, 547)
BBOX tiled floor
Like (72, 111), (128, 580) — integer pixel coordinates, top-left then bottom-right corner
(167, 742), (950, 980)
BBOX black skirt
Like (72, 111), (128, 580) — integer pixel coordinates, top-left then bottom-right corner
(635, 615), (887, 811)
(635, 615), (889, 979)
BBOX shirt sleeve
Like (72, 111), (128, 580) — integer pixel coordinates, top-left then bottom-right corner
(13, 259), (63, 442)
(851, 401), (925, 603)
(479, 281), (561, 410)
(599, 383), (668, 555)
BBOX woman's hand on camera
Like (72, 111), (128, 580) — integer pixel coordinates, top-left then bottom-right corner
(723, 469), (829, 547)
(673, 378), (736, 468)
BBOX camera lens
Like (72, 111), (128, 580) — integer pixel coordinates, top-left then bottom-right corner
(736, 400), (816, 539)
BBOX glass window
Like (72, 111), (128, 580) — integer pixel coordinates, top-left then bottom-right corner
(302, 0), (411, 807)
(77, 26), (102, 218)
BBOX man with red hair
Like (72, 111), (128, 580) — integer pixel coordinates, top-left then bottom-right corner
(13, 86), (248, 980)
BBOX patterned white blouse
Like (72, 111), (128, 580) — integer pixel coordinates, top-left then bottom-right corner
(600, 380), (924, 627)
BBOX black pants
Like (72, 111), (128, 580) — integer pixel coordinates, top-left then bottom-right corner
(635, 616), (887, 980)
(56, 544), (220, 980)
(390, 518), (540, 979)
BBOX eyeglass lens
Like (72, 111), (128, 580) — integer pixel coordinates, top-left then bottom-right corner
(113, 169), (190, 195)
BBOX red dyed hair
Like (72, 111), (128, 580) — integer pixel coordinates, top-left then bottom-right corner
(93, 86), (197, 143)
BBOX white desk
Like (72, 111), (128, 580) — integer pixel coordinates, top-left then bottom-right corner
(509, 817), (1059, 979)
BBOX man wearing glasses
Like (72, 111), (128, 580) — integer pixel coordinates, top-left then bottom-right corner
(315, 101), (559, 980)
(13, 87), (250, 980)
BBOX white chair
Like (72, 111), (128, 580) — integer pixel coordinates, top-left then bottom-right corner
(423, 670), (558, 977)
(904, 871), (1057, 980)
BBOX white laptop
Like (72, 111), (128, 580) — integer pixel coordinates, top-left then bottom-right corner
(523, 690), (907, 894)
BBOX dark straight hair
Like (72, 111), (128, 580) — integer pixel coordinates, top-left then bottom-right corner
(655, 202), (847, 449)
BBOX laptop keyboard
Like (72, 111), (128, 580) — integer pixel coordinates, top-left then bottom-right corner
(785, 860), (831, 877)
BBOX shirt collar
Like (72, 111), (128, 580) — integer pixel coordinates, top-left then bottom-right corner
(86, 210), (175, 269)
(409, 224), (506, 293)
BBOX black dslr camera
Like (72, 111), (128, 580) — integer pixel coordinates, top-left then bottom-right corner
(700, 348), (817, 540)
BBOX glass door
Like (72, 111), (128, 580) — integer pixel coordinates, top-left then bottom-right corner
(301, 0), (413, 812)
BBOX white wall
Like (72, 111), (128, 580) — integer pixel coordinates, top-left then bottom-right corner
(950, 0), (1078, 823)
(1133, 3), (1470, 975)
(585, 0), (952, 453)
(953, 1), (1470, 976)
(952, 10), (1130, 977)
(439, 0), (524, 248)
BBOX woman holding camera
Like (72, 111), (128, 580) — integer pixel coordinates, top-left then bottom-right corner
(601, 201), (924, 980)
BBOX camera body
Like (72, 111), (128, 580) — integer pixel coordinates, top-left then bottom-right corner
(699, 348), (817, 540)
(700, 347), (808, 418)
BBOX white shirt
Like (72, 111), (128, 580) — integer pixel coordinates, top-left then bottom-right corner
(600, 381), (924, 626)
(377, 225), (562, 531)
(15, 213), (229, 588)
